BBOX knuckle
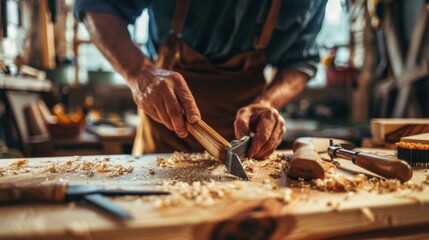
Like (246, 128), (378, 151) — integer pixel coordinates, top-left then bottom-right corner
(281, 125), (286, 134)
(237, 107), (249, 115)
(175, 126), (187, 138)
(167, 107), (183, 118)
(259, 129), (271, 142)
(171, 72), (184, 82)
(180, 96), (194, 105)
(234, 119), (246, 127)
(158, 80), (170, 90)
(261, 109), (274, 119)
(180, 97), (197, 111)
(158, 112), (169, 121)
(267, 138), (278, 149)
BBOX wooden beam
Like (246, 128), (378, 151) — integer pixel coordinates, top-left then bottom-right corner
(38, 0), (56, 69)
(383, 7), (404, 78)
(393, 6), (428, 117)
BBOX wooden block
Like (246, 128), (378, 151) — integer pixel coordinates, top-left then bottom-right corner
(401, 132), (429, 144)
(361, 137), (396, 149)
(371, 118), (429, 144)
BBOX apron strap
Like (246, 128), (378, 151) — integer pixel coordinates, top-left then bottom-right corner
(170, 0), (191, 35)
(253, 0), (282, 50)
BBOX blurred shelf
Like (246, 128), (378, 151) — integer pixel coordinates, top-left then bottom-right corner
(0, 76), (52, 92)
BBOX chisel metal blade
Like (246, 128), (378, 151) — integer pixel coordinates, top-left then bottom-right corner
(225, 136), (251, 180)
(224, 153), (249, 180)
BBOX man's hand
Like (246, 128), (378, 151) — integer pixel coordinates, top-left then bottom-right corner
(82, 12), (200, 138)
(130, 65), (200, 138)
(234, 103), (286, 159)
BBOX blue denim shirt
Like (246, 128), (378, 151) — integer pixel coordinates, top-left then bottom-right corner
(74, 0), (327, 77)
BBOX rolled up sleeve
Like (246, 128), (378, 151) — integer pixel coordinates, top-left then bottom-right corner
(268, 1), (327, 78)
(74, 0), (150, 24)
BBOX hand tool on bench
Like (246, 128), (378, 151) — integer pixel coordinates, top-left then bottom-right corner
(186, 120), (250, 180)
(328, 139), (413, 182)
(0, 182), (170, 220)
(288, 137), (413, 182)
(287, 137), (355, 179)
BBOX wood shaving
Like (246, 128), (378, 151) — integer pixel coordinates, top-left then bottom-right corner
(313, 173), (424, 194)
(269, 170), (282, 178)
(313, 174), (368, 192)
(7, 159), (28, 168)
(152, 180), (295, 209)
(149, 168), (155, 175)
(360, 207), (375, 222)
(278, 188), (293, 204)
(43, 157), (133, 177)
(154, 180), (233, 208)
(157, 151), (216, 168)
(0, 159), (30, 176)
(242, 152), (288, 179)
(326, 200), (340, 210)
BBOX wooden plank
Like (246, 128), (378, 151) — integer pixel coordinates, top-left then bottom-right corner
(371, 118), (429, 143)
(0, 150), (428, 239)
(401, 132), (429, 144)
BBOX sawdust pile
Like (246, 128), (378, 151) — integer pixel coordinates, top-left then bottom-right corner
(151, 152), (293, 208)
(156, 151), (216, 168)
(0, 159), (30, 176)
(43, 156), (134, 177)
(242, 152), (289, 179)
(313, 172), (424, 193)
(153, 180), (293, 208)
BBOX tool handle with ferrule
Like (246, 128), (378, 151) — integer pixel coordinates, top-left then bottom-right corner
(353, 152), (413, 182)
(0, 182), (68, 204)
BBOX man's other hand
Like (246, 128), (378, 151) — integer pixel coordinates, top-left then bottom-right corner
(130, 66), (200, 138)
(234, 103), (286, 159)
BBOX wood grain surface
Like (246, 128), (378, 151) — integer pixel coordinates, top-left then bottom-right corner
(0, 149), (428, 240)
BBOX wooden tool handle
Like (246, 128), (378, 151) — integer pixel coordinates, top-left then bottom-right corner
(354, 152), (413, 182)
(0, 182), (68, 204)
(186, 120), (231, 162)
(288, 138), (325, 179)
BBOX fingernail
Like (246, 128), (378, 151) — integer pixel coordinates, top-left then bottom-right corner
(190, 115), (199, 123)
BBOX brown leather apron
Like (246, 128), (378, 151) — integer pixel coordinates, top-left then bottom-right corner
(132, 0), (281, 154)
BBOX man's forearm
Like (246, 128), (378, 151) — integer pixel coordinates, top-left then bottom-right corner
(83, 12), (151, 82)
(254, 69), (309, 109)
(83, 12), (201, 136)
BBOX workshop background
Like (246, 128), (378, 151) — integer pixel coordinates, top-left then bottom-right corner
(0, 0), (428, 158)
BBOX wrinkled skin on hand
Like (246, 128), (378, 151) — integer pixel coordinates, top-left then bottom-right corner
(234, 103), (286, 159)
(130, 66), (200, 138)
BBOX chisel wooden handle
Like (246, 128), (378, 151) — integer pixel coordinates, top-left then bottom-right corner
(328, 147), (413, 182)
(0, 182), (68, 204)
(354, 152), (412, 182)
(186, 120), (231, 162)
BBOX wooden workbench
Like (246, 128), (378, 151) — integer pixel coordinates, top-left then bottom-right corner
(0, 149), (428, 240)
